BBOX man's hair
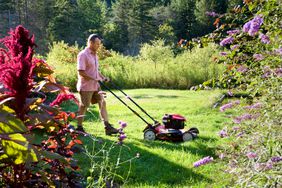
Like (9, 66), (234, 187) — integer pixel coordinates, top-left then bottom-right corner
(87, 34), (101, 44)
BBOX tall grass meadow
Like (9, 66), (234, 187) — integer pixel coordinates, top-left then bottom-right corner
(46, 40), (224, 90)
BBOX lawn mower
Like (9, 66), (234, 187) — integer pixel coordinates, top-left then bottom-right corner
(99, 81), (199, 142)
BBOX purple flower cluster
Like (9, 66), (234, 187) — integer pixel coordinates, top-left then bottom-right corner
(227, 90), (233, 97)
(275, 68), (282, 77)
(244, 102), (262, 110)
(193, 156), (213, 167)
(220, 51), (228, 56)
(237, 65), (248, 73)
(253, 53), (264, 61)
(206, 11), (220, 17)
(233, 113), (260, 124)
(271, 156), (282, 163)
(243, 15), (264, 36)
(262, 66), (272, 78)
(246, 152), (257, 159)
(274, 47), (282, 55)
(219, 129), (228, 138)
(219, 153), (225, 159)
(118, 120), (127, 129)
(117, 120), (127, 145)
(220, 100), (240, 112)
(255, 162), (273, 171)
(259, 34), (270, 44)
(227, 29), (240, 35)
(220, 36), (234, 46)
(231, 44), (240, 51)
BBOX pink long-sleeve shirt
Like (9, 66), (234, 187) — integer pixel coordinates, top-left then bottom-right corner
(76, 47), (103, 91)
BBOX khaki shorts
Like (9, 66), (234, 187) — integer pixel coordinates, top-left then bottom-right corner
(79, 91), (103, 107)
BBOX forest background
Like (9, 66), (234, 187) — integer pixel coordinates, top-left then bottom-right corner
(0, 0), (242, 55)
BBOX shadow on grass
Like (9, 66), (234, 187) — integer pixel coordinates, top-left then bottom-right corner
(75, 134), (216, 187)
(132, 94), (180, 99)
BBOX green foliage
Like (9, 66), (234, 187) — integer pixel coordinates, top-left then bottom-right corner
(100, 42), (223, 89)
(46, 40), (223, 90)
(156, 23), (177, 45)
(47, 41), (80, 91)
(170, 0), (197, 39)
(204, 0), (282, 186)
(0, 26), (82, 187)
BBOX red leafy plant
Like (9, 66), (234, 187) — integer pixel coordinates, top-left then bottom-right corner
(0, 25), (83, 187)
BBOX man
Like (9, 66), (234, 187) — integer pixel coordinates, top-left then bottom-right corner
(76, 34), (118, 135)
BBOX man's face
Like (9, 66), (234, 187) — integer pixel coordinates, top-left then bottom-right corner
(90, 38), (101, 52)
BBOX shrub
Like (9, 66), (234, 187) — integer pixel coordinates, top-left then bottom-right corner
(204, 0), (282, 186)
(46, 41), (80, 91)
(0, 25), (82, 187)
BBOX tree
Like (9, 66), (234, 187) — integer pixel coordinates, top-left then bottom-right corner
(194, 0), (228, 36)
(127, 0), (157, 54)
(170, 0), (197, 40)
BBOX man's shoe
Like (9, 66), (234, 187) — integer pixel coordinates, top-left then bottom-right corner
(76, 126), (86, 133)
(105, 124), (119, 135)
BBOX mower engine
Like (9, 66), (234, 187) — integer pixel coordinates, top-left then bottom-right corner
(162, 114), (185, 129)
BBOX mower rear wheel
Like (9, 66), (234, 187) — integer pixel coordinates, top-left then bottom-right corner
(188, 127), (199, 134)
(144, 129), (156, 141)
(182, 132), (193, 142)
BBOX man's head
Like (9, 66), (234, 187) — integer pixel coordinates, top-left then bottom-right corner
(87, 34), (102, 53)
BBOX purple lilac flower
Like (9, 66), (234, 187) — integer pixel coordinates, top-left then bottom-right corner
(237, 65), (248, 73)
(206, 11), (220, 17)
(232, 126), (240, 131)
(219, 129), (228, 138)
(271, 156), (282, 163)
(227, 90), (233, 96)
(118, 120), (127, 129)
(220, 100), (240, 112)
(249, 16), (264, 36)
(193, 156), (213, 167)
(243, 16), (263, 36)
(227, 29), (240, 35)
(274, 47), (282, 55)
(220, 102), (233, 112)
(219, 153), (225, 159)
(243, 21), (251, 32)
(117, 133), (127, 145)
(246, 152), (257, 159)
(259, 34), (270, 44)
(220, 36), (234, 46)
(231, 44), (240, 50)
(220, 51), (228, 56)
(244, 102), (262, 109)
(255, 162), (273, 171)
(234, 100), (240, 105)
(262, 66), (272, 78)
(233, 113), (259, 124)
(274, 68), (282, 77)
(253, 53), (264, 61)
(237, 131), (244, 137)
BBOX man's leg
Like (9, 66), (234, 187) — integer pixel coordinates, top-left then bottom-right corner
(92, 92), (118, 135)
(77, 91), (93, 131)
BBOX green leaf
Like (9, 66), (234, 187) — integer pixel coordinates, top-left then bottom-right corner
(40, 150), (68, 165)
(0, 105), (28, 134)
(0, 133), (38, 164)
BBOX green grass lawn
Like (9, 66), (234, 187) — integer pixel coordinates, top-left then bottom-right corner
(64, 89), (232, 187)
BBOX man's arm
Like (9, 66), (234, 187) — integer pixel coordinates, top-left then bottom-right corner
(78, 70), (95, 80)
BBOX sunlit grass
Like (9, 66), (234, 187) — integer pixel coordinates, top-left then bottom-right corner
(64, 89), (232, 187)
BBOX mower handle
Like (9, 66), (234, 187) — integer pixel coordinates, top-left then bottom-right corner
(108, 81), (158, 123)
(98, 81), (152, 125)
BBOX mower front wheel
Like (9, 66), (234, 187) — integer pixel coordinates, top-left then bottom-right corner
(144, 129), (156, 141)
(182, 132), (193, 142)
